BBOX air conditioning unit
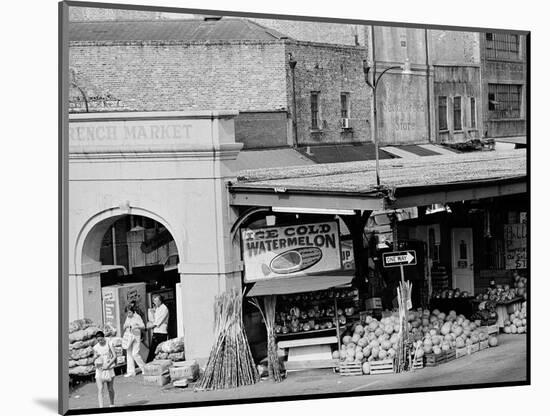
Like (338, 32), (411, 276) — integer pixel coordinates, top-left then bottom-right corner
(341, 118), (350, 128)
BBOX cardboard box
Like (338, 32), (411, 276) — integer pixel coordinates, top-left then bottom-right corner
(143, 374), (170, 386)
(365, 297), (383, 310)
(169, 361), (199, 381)
(143, 360), (173, 376)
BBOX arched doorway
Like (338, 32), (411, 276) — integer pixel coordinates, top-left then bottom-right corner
(72, 209), (182, 358)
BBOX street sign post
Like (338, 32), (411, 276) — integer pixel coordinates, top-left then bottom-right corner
(382, 250), (417, 286)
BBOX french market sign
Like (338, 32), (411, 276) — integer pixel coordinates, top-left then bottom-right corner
(242, 222), (341, 282)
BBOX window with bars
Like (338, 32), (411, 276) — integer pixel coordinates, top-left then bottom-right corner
(485, 32), (520, 59)
(340, 93), (350, 118)
(470, 97), (476, 128)
(311, 92), (320, 129)
(453, 96), (462, 131)
(438, 96), (448, 131)
(488, 84), (522, 119)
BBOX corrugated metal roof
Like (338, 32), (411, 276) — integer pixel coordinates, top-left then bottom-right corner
(229, 148), (315, 172)
(69, 18), (290, 42)
(235, 149), (526, 194)
(297, 144), (395, 164)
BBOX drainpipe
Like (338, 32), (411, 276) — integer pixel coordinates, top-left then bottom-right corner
(425, 28), (432, 143)
(289, 53), (298, 147)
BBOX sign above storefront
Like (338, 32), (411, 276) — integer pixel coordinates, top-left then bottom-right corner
(68, 111), (239, 154)
(241, 221), (341, 282)
(382, 250), (417, 268)
(504, 223), (527, 270)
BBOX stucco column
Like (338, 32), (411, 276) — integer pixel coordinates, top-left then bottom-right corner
(68, 271), (103, 325)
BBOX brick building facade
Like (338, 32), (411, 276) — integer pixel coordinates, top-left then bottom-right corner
(69, 8), (521, 150)
(480, 32), (527, 139)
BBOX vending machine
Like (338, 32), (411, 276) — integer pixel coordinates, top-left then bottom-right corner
(101, 282), (147, 338)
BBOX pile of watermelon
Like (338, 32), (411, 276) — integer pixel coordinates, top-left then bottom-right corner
(410, 309), (498, 354)
(333, 314), (402, 374)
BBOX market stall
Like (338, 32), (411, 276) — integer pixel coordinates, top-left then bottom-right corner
(245, 270), (356, 372)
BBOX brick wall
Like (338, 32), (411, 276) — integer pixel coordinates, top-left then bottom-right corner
(430, 30), (480, 65)
(69, 40), (289, 113)
(235, 112), (290, 149)
(68, 6), (184, 22)
(434, 66), (483, 143)
(250, 18), (367, 46)
(285, 42), (372, 146)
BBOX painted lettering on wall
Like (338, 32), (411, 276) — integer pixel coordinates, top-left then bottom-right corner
(69, 123), (193, 143)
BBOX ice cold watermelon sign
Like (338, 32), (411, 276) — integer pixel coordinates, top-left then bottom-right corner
(242, 222), (341, 282)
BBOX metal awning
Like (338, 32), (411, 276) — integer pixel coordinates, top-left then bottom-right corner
(229, 149), (526, 211)
(244, 270), (354, 297)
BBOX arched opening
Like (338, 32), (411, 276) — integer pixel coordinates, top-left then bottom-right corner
(74, 211), (182, 363)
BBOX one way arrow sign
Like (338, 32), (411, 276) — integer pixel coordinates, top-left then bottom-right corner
(382, 250), (417, 268)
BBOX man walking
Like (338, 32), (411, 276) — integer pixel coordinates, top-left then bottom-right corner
(146, 294), (169, 362)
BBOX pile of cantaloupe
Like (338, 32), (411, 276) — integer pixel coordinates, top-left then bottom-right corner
(503, 302), (527, 334)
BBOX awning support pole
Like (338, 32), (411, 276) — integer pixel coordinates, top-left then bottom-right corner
(341, 210), (373, 293)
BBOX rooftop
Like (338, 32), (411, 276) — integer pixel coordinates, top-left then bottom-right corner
(234, 149), (526, 195)
(68, 18), (290, 42)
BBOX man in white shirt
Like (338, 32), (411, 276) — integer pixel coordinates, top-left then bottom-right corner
(146, 294), (170, 362)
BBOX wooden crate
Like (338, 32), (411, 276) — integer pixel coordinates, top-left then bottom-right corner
(424, 352), (446, 367)
(445, 348), (456, 362)
(338, 361), (363, 376)
(487, 324), (499, 336)
(479, 340), (489, 351)
(456, 347), (468, 359)
(468, 343), (480, 355)
(411, 355), (424, 370)
(370, 359), (394, 375)
(143, 374), (170, 386)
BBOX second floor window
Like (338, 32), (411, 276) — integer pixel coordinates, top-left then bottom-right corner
(488, 84), (522, 119)
(470, 97), (477, 128)
(340, 93), (350, 119)
(438, 96), (448, 131)
(486, 33), (520, 60)
(453, 96), (462, 131)
(311, 92), (320, 129)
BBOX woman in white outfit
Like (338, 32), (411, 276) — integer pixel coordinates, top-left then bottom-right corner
(92, 331), (117, 408)
(122, 303), (146, 377)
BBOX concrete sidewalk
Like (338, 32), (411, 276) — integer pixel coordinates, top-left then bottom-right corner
(68, 334), (527, 411)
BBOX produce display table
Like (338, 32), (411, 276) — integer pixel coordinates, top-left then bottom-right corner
(278, 336), (338, 371)
(429, 297), (475, 318)
(471, 296), (524, 328)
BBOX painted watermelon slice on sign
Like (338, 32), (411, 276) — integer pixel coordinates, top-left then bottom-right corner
(269, 247), (322, 274)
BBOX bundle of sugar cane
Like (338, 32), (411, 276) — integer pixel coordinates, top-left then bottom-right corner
(396, 281), (412, 373)
(250, 295), (283, 382)
(195, 288), (259, 390)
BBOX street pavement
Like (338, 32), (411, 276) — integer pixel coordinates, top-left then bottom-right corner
(68, 334), (527, 411)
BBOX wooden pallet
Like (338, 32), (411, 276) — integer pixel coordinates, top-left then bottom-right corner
(370, 359), (394, 375)
(338, 361), (363, 376)
(479, 340), (489, 351)
(424, 352), (446, 367)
